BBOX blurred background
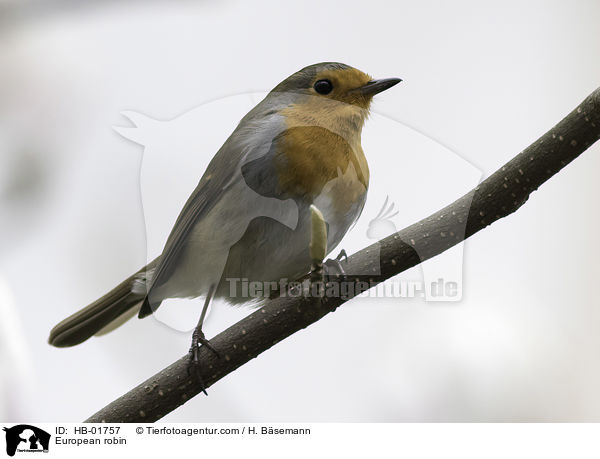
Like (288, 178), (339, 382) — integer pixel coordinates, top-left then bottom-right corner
(1, 0), (599, 422)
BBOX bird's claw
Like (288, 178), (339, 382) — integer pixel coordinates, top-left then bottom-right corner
(334, 249), (348, 263)
(191, 329), (221, 359)
(324, 249), (349, 282)
(187, 346), (208, 396)
(187, 329), (220, 396)
(310, 249), (349, 286)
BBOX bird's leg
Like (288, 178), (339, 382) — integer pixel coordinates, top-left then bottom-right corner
(309, 205), (328, 286)
(188, 284), (220, 395)
(308, 205), (349, 289)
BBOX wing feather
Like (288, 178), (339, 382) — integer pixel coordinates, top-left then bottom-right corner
(139, 110), (285, 317)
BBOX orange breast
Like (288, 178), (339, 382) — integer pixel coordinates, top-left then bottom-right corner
(274, 125), (369, 213)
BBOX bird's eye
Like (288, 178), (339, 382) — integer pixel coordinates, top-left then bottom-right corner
(313, 79), (333, 95)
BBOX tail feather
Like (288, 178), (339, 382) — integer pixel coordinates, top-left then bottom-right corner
(94, 302), (142, 336)
(48, 259), (159, 348)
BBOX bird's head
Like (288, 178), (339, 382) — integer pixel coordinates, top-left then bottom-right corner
(272, 62), (401, 107)
(268, 62), (401, 138)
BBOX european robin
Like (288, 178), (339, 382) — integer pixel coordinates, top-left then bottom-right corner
(49, 62), (401, 389)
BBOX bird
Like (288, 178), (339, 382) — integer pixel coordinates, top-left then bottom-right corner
(48, 62), (401, 388)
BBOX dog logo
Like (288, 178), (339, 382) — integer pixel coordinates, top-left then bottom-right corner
(3, 425), (50, 456)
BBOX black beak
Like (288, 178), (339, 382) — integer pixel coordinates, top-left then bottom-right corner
(356, 77), (402, 96)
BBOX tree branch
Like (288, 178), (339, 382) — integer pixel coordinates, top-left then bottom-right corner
(85, 87), (600, 423)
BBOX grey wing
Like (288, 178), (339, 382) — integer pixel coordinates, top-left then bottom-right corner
(138, 147), (240, 317)
(138, 111), (287, 317)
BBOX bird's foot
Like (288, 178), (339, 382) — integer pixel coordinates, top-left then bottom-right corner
(323, 249), (349, 282)
(309, 249), (349, 300)
(187, 328), (220, 396)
